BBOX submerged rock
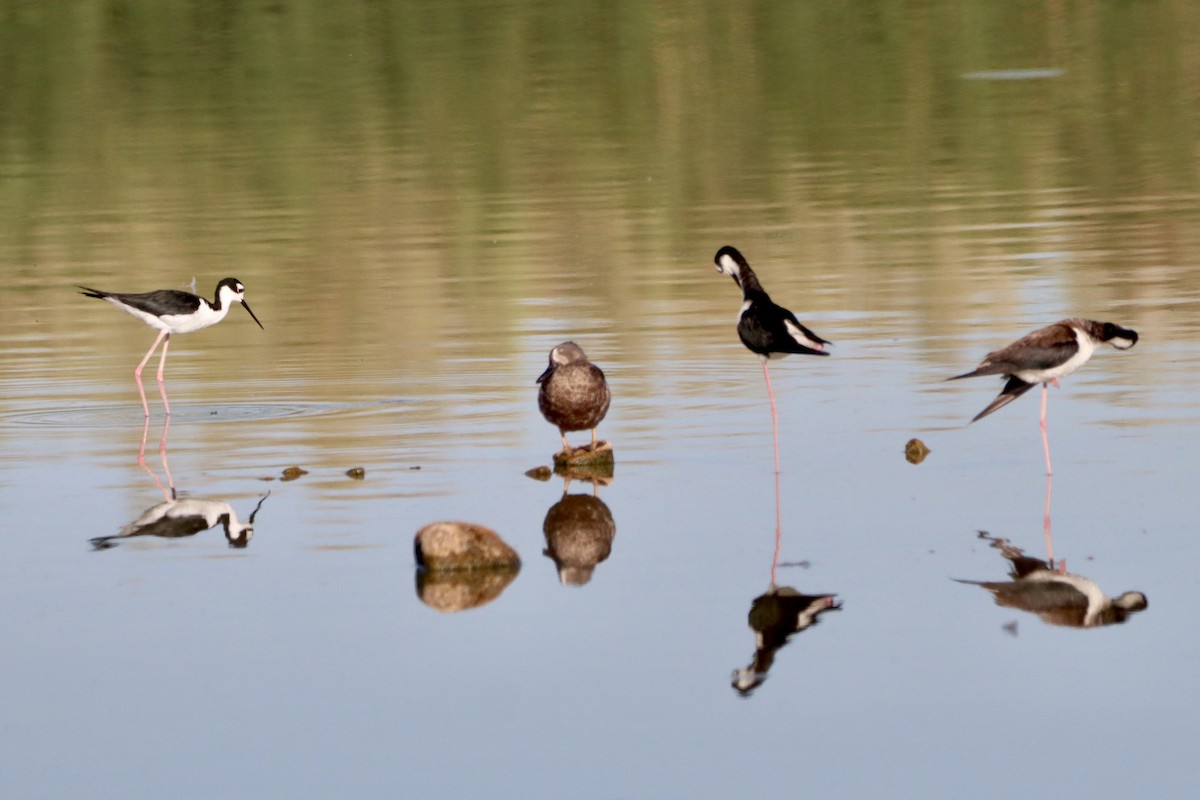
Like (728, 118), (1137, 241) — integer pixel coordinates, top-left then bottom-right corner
(552, 441), (614, 476)
(414, 521), (521, 571)
(525, 465), (552, 481)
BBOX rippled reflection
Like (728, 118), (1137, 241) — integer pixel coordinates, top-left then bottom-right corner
(414, 567), (521, 614)
(541, 477), (616, 586)
(956, 530), (1148, 630)
(732, 588), (841, 697)
(89, 419), (268, 550)
(732, 471), (840, 697)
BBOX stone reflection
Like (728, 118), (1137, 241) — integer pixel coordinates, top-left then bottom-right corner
(415, 568), (520, 614)
(542, 472), (616, 586)
(957, 531), (1148, 629)
(413, 521), (521, 612)
(732, 471), (841, 696)
(91, 419), (267, 550)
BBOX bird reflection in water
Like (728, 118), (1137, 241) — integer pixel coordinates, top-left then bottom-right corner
(90, 418), (268, 550)
(957, 529), (1147, 629)
(542, 471), (616, 586)
(732, 469), (840, 697)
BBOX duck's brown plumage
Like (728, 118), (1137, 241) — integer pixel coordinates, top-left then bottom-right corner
(537, 342), (611, 452)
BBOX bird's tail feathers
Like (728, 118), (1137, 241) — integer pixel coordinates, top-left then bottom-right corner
(948, 362), (1006, 381)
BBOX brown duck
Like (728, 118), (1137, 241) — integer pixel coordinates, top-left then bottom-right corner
(537, 342), (611, 454)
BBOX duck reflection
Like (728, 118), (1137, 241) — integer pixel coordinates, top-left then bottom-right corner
(732, 471), (841, 697)
(957, 530), (1147, 629)
(90, 418), (268, 550)
(542, 473), (616, 586)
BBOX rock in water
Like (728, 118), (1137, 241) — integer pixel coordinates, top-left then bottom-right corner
(414, 521), (521, 571)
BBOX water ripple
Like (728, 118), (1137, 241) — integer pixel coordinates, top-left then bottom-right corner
(3, 402), (387, 427)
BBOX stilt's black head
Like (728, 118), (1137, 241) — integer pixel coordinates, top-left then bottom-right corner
(216, 278), (264, 330)
(714, 245), (748, 288)
(1099, 322), (1138, 350)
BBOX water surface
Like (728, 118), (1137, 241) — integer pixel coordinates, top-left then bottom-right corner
(2, 3), (1199, 798)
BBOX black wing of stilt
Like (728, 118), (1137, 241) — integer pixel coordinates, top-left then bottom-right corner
(971, 376), (1036, 422)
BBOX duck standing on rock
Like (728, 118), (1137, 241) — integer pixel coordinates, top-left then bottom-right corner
(537, 342), (611, 455)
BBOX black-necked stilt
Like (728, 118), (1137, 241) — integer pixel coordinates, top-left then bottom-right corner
(949, 318), (1137, 474)
(90, 493), (268, 550)
(714, 245), (830, 473)
(78, 278), (264, 416)
(537, 342), (611, 455)
(732, 588), (841, 696)
(956, 533), (1147, 628)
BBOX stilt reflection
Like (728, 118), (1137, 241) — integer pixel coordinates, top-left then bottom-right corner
(732, 470), (840, 697)
(542, 472), (616, 586)
(957, 529), (1148, 629)
(90, 418), (268, 550)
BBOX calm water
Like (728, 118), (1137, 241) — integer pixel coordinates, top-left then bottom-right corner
(3, 3), (1200, 798)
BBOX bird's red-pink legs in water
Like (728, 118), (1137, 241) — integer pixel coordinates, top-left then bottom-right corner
(770, 468), (782, 588)
(137, 416), (176, 501)
(762, 360), (781, 475)
(134, 331), (172, 417)
(1041, 472), (1065, 574)
(1039, 378), (1061, 476)
(1038, 380), (1066, 573)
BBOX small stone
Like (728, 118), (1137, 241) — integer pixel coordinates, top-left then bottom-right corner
(346, 467), (365, 480)
(525, 466), (552, 481)
(552, 441), (615, 470)
(281, 466), (309, 481)
(414, 521), (521, 571)
(904, 438), (931, 464)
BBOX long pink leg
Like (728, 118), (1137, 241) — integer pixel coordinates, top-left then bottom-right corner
(762, 360), (781, 475)
(1039, 382), (1052, 476)
(137, 416), (152, 470)
(137, 416), (172, 501)
(770, 467), (782, 588)
(134, 331), (169, 417)
(1043, 472), (1058, 570)
(156, 334), (172, 415)
(158, 416), (176, 498)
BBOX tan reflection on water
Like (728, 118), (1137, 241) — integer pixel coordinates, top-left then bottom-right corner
(2, 0), (1198, 431)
